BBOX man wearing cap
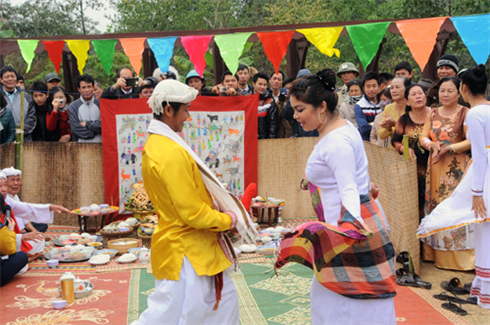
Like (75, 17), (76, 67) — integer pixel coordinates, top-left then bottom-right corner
(282, 69), (319, 138)
(185, 70), (213, 95)
(336, 62), (359, 106)
(2, 167), (48, 233)
(132, 79), (260, 325)
(44, 73), (62, 91)
(427, 54), (466, 107)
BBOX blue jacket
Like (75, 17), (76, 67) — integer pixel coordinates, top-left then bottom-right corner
(354, 95), (382, 141)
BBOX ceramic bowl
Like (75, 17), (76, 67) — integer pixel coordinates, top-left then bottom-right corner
(99, 204), (109, 209)
(261, 237), (272, 244)
(52, 300), (67, 310)
(46, 259), (59, 268)
(95, 249), (118, 259)
(118, 227), (131, 232)
(128, 248), (142, 256)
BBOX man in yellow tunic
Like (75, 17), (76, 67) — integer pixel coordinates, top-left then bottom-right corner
(133, 80), (241, 325)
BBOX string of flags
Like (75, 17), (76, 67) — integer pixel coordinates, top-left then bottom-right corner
(11, 13), (490, 76)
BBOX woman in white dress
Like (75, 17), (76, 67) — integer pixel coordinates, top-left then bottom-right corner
(461, 65), (490, 308)
(289, 69), (396, 324)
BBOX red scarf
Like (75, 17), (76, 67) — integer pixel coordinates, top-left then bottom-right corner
(1, 208), (33, 253)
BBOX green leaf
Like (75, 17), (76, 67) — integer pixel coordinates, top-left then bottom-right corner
(174, 55), (193, 70)
(240, 41), (254, 57)
(0, 30), (14, 38)
(239, 56), (254, 66)
(204, 50), (214, 70)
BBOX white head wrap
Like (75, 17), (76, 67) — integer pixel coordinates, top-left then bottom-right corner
(0, 171), (6, 180)
(148, 79), (199, 116)
(1, 167), (21, 177)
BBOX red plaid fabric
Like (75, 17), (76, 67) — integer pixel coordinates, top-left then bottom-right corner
(275, 195), (396, 299)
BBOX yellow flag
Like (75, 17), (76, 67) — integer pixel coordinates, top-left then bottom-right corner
(297, 27), (343, 57)
(66, 40), (91, 74)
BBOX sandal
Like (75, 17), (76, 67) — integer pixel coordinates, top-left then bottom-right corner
(433, 292), (468, 304)
(396, 251), (409, 264)
(467, 297), (477, 305)
(441, 278), (470, 295)
(396, 268), (432, 289)
(464, 283), (472, 292)
(442, 301), (467, 316)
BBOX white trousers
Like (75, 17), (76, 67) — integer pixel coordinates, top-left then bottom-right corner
(133, 256), (239, 325)
(311, 276), (397, 325)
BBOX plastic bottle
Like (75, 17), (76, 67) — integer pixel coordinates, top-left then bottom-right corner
(60, 272), (75, 303)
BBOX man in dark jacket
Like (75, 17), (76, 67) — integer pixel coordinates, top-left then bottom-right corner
(252, 72), (278, 139)
(30, 81), (56, 142)
(0, 94), (16, 144)
(101, 67), (145, 99)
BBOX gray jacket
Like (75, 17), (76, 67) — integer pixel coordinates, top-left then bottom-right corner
(68, 96), (102, 142)
(1, 87), (35, 141)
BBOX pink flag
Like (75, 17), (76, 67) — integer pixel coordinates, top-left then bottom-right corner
(181, 35), (213, 77)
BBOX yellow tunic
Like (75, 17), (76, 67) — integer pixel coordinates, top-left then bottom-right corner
(378, 103), (406, 149)
(0, 226), (17, 255)
(142, 134), (232, 281)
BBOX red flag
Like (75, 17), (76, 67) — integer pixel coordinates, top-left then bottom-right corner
(181, 35), (213, 77)
(257, 31), (294, 74)
(42, 41), (65, 74)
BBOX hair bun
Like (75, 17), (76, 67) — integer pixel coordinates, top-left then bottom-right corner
(474, 64), (486, 78)
(316, 69), (337, 91)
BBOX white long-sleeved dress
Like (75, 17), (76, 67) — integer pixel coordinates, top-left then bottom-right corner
(305, 121), (396, 325)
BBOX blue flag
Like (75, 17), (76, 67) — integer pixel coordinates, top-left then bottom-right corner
(451, 14), (490, 65)
(147, 37), (178, 73)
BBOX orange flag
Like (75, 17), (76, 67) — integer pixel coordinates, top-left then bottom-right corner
(396, 17), (447, 71)
(119, 38), (146, 75)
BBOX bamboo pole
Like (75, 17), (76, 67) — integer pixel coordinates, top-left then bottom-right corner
(15, 86), (25, 171)
(402, 135), (409, 161)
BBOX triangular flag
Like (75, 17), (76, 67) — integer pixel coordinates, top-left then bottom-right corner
(119, 38), (146, 75)
(297, 27), (343, 58)
(396, 17), (447, 71)
(346, 22), (391, 68)
(451, 14), (490, 65)
(17, 40), (39, 73)
(181, 35), (212, 77)
(214, 32), (253, 74)
(92, 39), (118, 76)
(147, 37), (178, 73)
(257, 31), (294, 74)
(66, 40), (91, 74)
(42, 41), (65, 74)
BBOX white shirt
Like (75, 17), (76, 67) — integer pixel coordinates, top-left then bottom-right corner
(8, 193), (25, 231)
(466, 104), (490, 196)
(5, 196), (54, 225)
(305, 122), (370, 224)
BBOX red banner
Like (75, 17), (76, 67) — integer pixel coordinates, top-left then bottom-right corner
(100, 96), (258, 217)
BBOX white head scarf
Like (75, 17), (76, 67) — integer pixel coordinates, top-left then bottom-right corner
(1, 167), (21, 177)
(0, 171), (6, 180)
(148, 79), (198, 116)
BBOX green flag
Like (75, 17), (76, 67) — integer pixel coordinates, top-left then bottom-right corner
(17, 40), (39, 73)
(346, 22), (391, 68)
(92, 39), (118, 76)
(214, 32), (253, 74)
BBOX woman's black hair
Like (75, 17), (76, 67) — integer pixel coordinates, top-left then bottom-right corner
(460, 64), (488, 96)
(437, 76), (461, 93)
(381, 87), (392, 100)
(404, 84), (425, 112)
(282, 77), (295, 87)
(290, 68), (338, 113)
(393, 76), (411, 89)
(347, 79), (363, 92)
(0, 91), (7, 108)
(48, 86), (73, 106)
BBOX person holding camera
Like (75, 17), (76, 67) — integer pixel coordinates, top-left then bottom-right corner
(46, 86), (72, 142)
(101, 67), (147, 100)
(212, 71), (241, 96)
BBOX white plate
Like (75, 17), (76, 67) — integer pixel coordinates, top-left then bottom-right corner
(117, 256), (137, 264)
(239, 244), (257, 253)
(88, 258), (110, 266)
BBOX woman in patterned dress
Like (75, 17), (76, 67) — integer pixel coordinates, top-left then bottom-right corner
(419, 77), (473, 270)
(392, 84), (431, 220)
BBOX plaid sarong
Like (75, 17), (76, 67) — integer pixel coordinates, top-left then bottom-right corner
(275, 195), (396, 299)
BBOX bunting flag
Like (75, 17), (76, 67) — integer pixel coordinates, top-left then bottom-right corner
(181, 35), (213, 77)
(346, 22), (391, 68)
(297, 27), (343, 58)
(214, 32), (253, 74)
(396, 17), (447, 71)
(17, 40), (39, 73)
(451, 14), (490, 65)
(147, 37), (178, 73)
(66, 40), (91, 74)
(92, 39), (118, 76)
(119, 38), (146, 75)
(257, 31), (294, 74)
(42, 41), (65, 74)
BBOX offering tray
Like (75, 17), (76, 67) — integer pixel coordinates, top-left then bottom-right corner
(45, 250), (93, 263)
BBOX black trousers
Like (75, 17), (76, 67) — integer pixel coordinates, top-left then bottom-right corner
(0, 251), (28, 287)
(30, 222), (48, 233)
